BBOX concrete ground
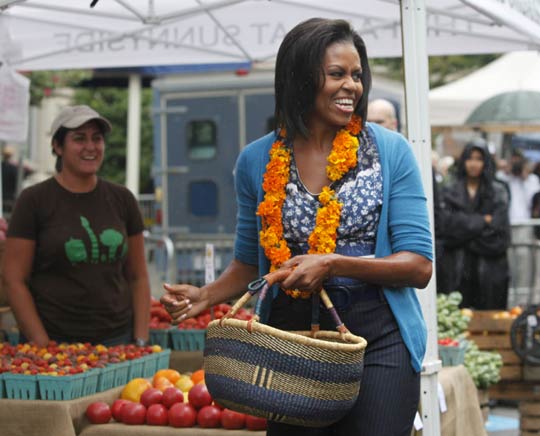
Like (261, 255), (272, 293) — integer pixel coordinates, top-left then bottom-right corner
(487, 404), (520, 436)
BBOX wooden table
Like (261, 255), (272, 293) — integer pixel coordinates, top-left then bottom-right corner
(0, 352), (485, 436)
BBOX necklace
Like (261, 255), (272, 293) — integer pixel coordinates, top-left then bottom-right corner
(257, 115), (362, 298)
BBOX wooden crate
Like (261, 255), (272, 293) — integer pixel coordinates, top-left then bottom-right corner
(521, 401), (540, 434)
(468, 310), (522, 382)
(489, 381), (540, 401)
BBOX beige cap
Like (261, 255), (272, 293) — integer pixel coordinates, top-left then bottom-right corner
(50, 105), (112, 142)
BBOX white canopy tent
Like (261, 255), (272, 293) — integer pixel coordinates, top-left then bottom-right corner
(2, 2), (540, 434)
(430, 50), (540, 127)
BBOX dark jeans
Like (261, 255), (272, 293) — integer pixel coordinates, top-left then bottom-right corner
(266, 292), (420, 436)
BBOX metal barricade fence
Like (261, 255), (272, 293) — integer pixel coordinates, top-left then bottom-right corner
(508, 220), (540, 307)
(146, 223), (540, 309)
(172, 234), (235, 286)
(143, 230), (176, 299)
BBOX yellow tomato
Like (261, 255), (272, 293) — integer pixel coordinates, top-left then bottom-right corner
(175, 375), (195, 392)
(120, 378), (152, 402)
(153, 375), (175, 392)
(153, 368), (181, 385)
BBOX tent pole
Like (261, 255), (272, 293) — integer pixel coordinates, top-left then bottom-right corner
(400, 1), (441, 435)
(126, 73), (141, 197)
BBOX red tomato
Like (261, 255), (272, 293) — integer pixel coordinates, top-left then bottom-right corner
(85, 401), (112, 424)
(168, 402), (198, 428)
(111, 399), (131, 422)
(121, 402), (147, 425)
(140, 388), (163, 408)
(221, 408), (246, 429)
(162, 387), (184, 408)
(188, 383), (213, 409)
(146, 404), (169, 426)
(197, 405), (222, 428)
(246, 414), (268, 431)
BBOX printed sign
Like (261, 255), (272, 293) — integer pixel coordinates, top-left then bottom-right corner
(0, 61), (29, 143)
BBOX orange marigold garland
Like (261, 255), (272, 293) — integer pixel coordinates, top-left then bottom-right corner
(257, 115), (362, 299)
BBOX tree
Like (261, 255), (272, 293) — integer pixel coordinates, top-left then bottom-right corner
(372, 54), (499, 88)
(24, 70), (92, 106)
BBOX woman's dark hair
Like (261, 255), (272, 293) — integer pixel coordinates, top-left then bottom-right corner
(274, 18), (372, 139)
(52, 127), (69, 173)
(51, 122), (107, 173)
(456, 138), (495, 185)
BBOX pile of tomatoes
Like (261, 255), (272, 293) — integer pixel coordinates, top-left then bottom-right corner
(437, 338), (460, 347)
(149, 299), (254, 330)
(85, 368), (267, 430)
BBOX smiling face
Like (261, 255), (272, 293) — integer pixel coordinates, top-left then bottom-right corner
(53, 120), (105, 178)
(310, 41), (363, 130)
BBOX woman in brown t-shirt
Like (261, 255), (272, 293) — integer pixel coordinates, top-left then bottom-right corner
(4, 105), (151, 347)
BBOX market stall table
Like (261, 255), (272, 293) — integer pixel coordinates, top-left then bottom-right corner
(438, 364), (487, 436)
(0, 352), (485, 436)
(0, 383), (264, 436)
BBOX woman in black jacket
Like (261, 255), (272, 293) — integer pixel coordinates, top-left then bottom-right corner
(437, 138), (510, 309)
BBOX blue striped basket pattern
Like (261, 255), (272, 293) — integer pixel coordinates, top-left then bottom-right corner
(203, 319), (366, 428)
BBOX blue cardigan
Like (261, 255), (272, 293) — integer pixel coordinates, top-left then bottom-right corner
(233, 122), (433, 372)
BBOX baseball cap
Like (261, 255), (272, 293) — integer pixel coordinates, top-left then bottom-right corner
(50, 105), (112, 142)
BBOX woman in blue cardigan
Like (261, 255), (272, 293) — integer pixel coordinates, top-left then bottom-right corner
(162, 18), (432, 435)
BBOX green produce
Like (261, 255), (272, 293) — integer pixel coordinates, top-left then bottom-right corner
(463, 342), (503, 389)
(437, 292), (470, 340)
(436, 291), (502, 389)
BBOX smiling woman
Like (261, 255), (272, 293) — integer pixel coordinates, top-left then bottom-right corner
(161, 18), (432, 436)
(3, 105), (151, 348)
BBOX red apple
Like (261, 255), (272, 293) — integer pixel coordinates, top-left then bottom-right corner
(140, 388), (163, 408)
(146, 403), (169, 426)
(111, 399), (131, 422)
(188, 383), (212, 409)
(162, 387), (184, 408)
(121, 402), (147, 425)
(197, 405), (222, 428)
(168, 402), (197, 428)
(221, 408), (246, 429)
(86, 401), (112, 424)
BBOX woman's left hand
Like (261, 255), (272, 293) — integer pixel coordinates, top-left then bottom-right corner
(280, 254), (335, 292)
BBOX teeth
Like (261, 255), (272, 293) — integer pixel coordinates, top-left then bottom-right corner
(82, 156), (96, 160)
(335, 99), (353, 106)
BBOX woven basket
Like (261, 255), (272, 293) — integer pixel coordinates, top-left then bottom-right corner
(203, 270), (367, 428)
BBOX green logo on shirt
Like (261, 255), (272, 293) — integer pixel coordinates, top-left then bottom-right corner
(64, 216), (127, 264)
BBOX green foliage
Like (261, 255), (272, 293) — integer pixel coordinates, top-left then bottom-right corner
(73, 87), (154, 191)
(25, 70), (92, 106)
(372, 54), (499, 88)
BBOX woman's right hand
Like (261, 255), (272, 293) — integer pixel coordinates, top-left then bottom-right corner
(160, 283), (209, 325)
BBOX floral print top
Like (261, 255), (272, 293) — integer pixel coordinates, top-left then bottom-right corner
(282, 129), (383, 284)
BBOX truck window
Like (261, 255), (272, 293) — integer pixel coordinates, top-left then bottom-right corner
(189, 180), (218, 216)
(187, 120), (217, 159)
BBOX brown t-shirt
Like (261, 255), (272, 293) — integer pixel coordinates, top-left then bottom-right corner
(7, 177), (144, 343)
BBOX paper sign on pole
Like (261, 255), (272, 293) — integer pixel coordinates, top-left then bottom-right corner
(0, 60), (30, 143)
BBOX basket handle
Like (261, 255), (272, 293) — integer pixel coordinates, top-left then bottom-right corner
(220, 268), (293, 325)
(221, 268), (351, 338)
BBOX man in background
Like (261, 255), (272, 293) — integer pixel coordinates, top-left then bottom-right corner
(367, 98), (398, 131)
